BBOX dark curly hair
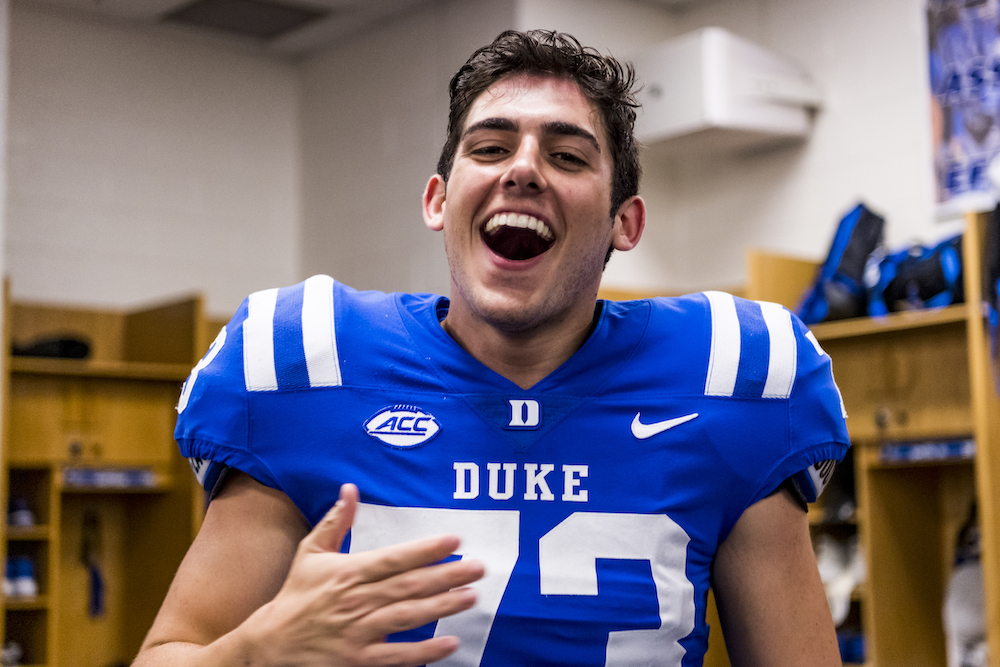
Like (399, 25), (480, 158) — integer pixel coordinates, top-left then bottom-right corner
(437, 30), (641, 216)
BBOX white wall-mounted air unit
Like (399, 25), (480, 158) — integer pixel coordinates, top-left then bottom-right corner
(634, 28), (821, 154)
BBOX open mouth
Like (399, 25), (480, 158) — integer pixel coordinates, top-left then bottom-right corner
(481, 213), (555, 261)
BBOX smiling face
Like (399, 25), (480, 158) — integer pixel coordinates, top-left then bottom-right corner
(423, 74), (644, 341)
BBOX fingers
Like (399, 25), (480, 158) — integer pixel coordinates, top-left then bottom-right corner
(350, 533), (465, 585)
(364, 585), (478, 636)
(302, 483), (359, 554)
(359, 634), (462, 667)
(301, 485), (483, 599)
(361, 634), (462, 667)
(262, 485), (490, 667)
(328, 554), (485, 633)
(360, 556), (485, 613)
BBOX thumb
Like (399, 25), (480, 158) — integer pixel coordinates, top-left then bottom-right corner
(302, 483), (359, 554)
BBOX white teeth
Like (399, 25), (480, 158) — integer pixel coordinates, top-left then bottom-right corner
(484, 213), (554, 241)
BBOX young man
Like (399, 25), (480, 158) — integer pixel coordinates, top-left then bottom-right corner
(135, 31), (849, 666)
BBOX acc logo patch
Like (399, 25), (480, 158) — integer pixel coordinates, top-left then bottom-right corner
(364, 405), (441, 448)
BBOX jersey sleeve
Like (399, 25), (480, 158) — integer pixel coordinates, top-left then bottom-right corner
(695, 291), (851, 511)
(774, 307), (850, 504)
(174, 295), (280, 494)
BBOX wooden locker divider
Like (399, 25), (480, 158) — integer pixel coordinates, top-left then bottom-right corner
(1, 289), (207, 666)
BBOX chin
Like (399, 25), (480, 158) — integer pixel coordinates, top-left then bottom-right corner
(472, 290), (570, 336)
(476, 301), (541, 333)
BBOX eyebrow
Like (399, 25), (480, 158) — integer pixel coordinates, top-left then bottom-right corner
(463, 117), (601, 153)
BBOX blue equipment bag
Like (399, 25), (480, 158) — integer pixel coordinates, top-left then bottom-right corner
(799, 203), (885, 324)
(867, 234), (964, 316)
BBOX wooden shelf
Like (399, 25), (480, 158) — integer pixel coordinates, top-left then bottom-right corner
(59, 475), (176, 494)
(5, 526), (50, 541)
(4, 595), (49, 611)
(809, 303), (967, 341)
(870, 452), (976, 470)
(9, 356), (190, 381)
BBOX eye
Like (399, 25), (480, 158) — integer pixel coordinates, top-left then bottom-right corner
(552, 151), (588, 167)
(465, 139), (511, 160)
(472, 145), (508, 156)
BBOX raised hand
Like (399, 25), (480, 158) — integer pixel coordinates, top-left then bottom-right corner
(239, 483), (486, 667)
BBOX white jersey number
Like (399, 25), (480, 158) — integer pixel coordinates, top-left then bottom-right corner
(350, 505), (519, 667)
(177, 326), (227, 414)
(350, 504), (695, 667)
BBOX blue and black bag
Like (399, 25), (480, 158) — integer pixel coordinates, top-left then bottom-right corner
(799, 203), (885, 324)
(866, 234), (964, 316)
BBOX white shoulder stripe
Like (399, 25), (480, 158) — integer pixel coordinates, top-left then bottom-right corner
(244, 287), (279, 391)
(302, 275), (342, 387)
(705, 291), (741, 397)
(759, 301), (797, 399)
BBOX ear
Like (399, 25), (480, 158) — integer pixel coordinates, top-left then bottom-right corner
(611, 196), (645, 251)
(423, 174), (447, 231)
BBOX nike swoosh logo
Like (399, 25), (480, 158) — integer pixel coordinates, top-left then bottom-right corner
(631, 412), (699, 439)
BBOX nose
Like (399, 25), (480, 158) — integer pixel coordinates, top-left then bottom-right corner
(502, 139), (547, 194)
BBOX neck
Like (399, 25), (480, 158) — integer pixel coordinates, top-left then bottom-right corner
(441, 302), (599, 390)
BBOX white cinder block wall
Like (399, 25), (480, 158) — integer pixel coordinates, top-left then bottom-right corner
(4, 0), (951, 315)
(298, 0), (517, 296)
(7, 4), (301, 316)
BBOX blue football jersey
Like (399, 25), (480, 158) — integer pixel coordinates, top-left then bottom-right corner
(175, 274), (850, 667)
